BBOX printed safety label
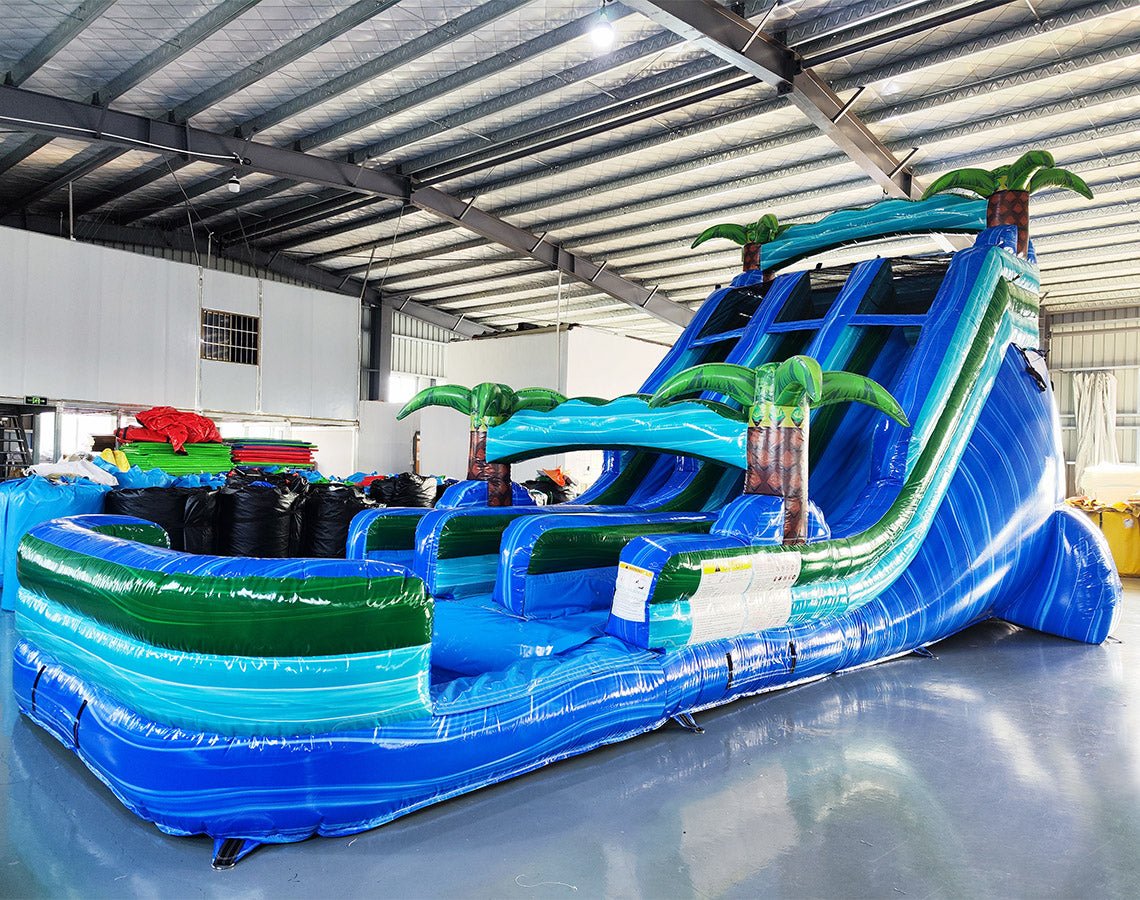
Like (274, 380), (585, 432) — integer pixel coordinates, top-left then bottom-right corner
(687, 550), (801, 643)
(612, 561), (654, 622)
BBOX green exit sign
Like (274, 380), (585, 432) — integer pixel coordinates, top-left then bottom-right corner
(24, 396), (48, 406)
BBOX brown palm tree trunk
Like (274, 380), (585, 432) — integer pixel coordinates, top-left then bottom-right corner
(742, 242), (761, 272)
(986, 190), (1030, 257)
(744, 415), (809, 545)
(467, 429), (512, 507)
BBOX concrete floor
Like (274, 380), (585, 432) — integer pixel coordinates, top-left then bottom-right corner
(3, 581), (1140, 898)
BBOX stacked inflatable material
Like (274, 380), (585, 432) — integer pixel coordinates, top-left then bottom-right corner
(114, 407), (230, 474)
(229, 439), (316, 470)
(126, 406), (223, 452)
(120, 441), (233, 475)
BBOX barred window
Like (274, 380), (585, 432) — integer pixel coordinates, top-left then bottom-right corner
(201, 309), (259, 365)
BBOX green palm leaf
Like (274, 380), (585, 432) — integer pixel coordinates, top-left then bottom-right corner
(818, 372), (909, 426)
(747, 213), (783, 244)
(687, 398), (749, 422)
(566, 396), (611, 406)
(773, 355), (824, 406)
(515, 387), (568, 412)
(471, 382), (518, 428)
(397, 384), (471, 419)
(649, 363), (758, 410)
(1028, 167), (1093, 199)
(921, 168), (998, 200)
(1006, 150), (1055, 191)
(691, 223), (749, 249)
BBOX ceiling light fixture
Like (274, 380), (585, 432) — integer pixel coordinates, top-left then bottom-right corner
(227, 174), (241, 194)
(591, 1), (614, 51)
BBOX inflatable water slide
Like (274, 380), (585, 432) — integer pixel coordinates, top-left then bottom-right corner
(10, 153), (1121, 866)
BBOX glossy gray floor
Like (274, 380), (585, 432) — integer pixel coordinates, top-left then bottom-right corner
(3, 581), (1140, 899)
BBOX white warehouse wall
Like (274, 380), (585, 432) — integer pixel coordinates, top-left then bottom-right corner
(0, 227), (359, 423)
(565, 327), (669, 398)
(358, 401), (421, 474)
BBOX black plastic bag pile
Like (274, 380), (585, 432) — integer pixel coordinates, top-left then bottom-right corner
(99, 468), (490, 557)
(105, 487), (217, 553)
(215, 479), (306, 557)
(368, 472), (438, 508)
(299, 483), (374, 558)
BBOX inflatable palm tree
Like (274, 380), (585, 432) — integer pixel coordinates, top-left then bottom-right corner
(692, 213), (790, 273)
(398, 382), (565, 506)
(650, 356), (908, 544)
(921, 150), (1092, 257)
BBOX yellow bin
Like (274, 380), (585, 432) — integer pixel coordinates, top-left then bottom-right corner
(1101, 509), (1140, 577)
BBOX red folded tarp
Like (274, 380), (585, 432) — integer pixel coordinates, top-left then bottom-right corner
(119, 407), (223, 453)
(116, 426), (169, 444)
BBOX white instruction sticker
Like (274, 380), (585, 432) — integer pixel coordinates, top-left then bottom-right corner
(687, 551), (801, 643)
(612, 561), (654, 622)
(699, 557), (754, 596)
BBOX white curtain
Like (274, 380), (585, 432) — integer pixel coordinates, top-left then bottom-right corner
(1073, 370), (1119, 493)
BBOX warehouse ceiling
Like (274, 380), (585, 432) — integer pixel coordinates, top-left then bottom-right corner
(0, 0), (1137, 342)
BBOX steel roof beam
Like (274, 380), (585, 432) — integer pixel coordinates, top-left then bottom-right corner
(142, 0), (772, 233)
(408, 186), (691, 327)
(0, 84), (691, 326)
(199, 0), (1115, 244)
(100, 0), (534, 225)
(0, 85), (410, 199)
(186, 0), (979, 235)
(228, 196), (382, 244)
(242, 0), (532, 139)
(341, 78), (1139, 283)
(800, 0), (1016, 67)
(381, 161), (1140, 306)
(71, 0), (404, 217)
(0, 0), (261, 211)
(147, 30), (741, 232)
(622, 0), (917, 198)
(289, 1), (1129, 268)
(3, 0), (118, 87)
(256, 67), (762, 251)
(95, 0), (261, 105)
(0, 0), (119, 176)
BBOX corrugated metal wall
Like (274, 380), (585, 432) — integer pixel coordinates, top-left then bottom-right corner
(359, 307), (452, 399)
(391, 310), (449, 379)
(1046, 305), (1140, 495)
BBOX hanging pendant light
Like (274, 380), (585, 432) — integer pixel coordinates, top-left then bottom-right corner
(591, 1), (614, 51)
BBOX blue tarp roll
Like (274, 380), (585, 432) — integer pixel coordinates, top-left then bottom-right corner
(0, 476), (110, 611)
